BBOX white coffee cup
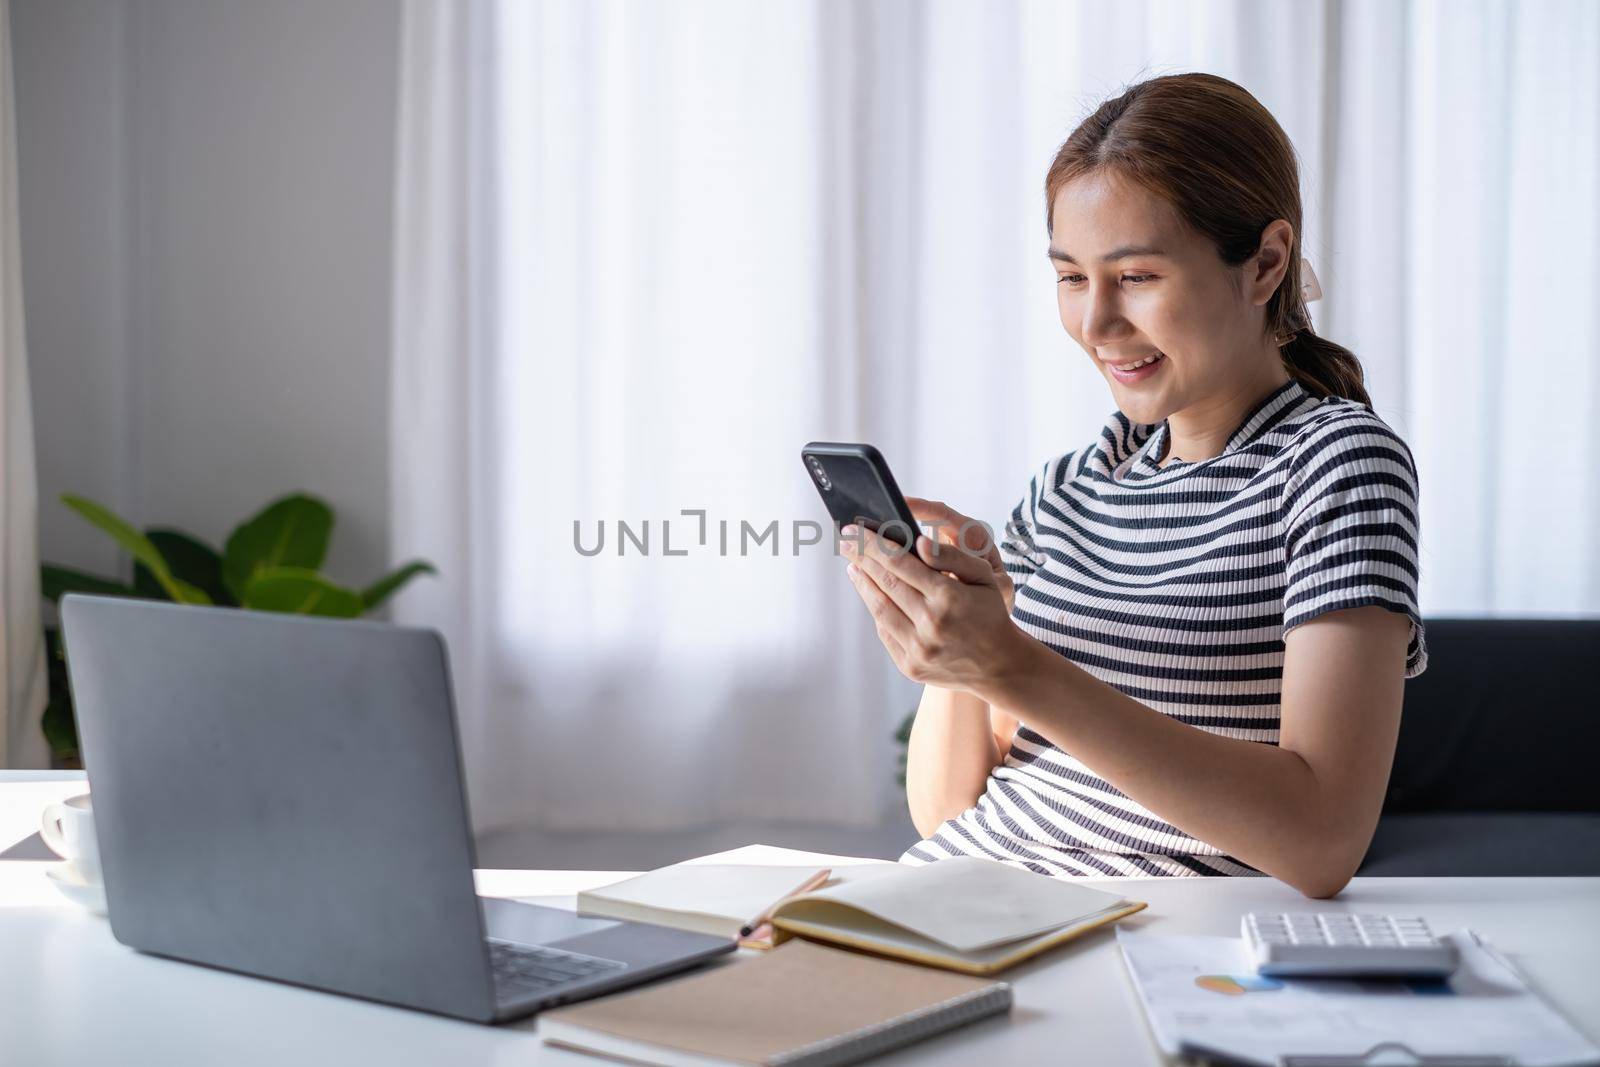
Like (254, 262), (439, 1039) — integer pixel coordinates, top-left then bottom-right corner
(40, 793), (102, 885)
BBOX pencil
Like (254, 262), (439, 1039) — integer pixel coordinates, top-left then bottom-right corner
(738, 868), (832, 938)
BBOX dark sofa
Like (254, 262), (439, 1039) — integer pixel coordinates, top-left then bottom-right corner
(1359, 618), (1600, 876)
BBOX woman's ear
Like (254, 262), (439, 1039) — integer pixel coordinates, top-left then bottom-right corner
(1249, 219), (1295, 307)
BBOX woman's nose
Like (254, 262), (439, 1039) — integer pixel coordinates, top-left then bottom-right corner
(1078, 285), (1131, 347)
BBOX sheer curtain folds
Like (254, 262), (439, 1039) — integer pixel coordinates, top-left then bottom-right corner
(391, 0), (1600, 835)
(1, 0), (48, 768)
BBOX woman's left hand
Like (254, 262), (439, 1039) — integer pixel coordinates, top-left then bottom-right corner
(841, 526), (1030, 695)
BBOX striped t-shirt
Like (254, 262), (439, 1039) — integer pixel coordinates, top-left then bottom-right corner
(899, 378), (1427, 877)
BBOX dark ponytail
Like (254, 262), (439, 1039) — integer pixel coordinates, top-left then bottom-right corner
(1045, 73), (1371, 408)
(1273, 250), (1371, 407)
(1280, 331), (1371, 408)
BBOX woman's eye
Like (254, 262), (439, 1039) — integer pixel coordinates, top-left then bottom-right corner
(1123, 274), (1156, 285)
(1057, 274), (1086, 286)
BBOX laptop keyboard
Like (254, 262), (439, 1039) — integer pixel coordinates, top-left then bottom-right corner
(487, 937), (627, 998)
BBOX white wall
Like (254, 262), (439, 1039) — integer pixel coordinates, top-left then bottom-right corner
(9, 0), (133, 580)
(11, 0), (399, 590)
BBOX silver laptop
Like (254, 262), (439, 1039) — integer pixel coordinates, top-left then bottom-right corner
(58, 593), (734, 1023)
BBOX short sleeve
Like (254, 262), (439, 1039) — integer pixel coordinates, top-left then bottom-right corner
(1281, 414), (1428, 677)
(998, 458), (1055, 592)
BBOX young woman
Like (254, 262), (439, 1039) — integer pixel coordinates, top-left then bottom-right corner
(840, 73), (1426, 898)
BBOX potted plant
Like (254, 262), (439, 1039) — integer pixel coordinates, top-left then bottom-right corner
(38, 491), (436, 765)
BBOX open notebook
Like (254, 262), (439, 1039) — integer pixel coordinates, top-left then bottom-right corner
(581, 853), (1144, 975)
(765, 856), (1145, 974)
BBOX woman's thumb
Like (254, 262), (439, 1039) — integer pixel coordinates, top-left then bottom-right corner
(906, 497), (977, 545)
(916, 535), (996, 586)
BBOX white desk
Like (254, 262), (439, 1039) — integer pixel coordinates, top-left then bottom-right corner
(4, 775), (1598, 1066)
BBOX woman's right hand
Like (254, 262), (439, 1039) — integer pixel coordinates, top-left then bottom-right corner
(904, 496), (1015, 615)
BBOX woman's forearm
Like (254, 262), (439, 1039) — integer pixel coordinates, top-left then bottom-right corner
(982, 638), (1370, 897)
(904, 684), (998, 839)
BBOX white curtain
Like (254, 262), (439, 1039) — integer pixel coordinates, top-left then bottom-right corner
(390, 0), (503, 825)
(391, 0), (1600, 836)
(1, 0), (48, 769)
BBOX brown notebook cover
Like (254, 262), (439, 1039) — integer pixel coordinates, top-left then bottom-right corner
(537, 939), (1012, 1067)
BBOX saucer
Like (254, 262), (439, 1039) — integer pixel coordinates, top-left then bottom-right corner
(44, 860), (107, 915)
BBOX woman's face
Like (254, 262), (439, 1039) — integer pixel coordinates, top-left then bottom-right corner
(1049, 170), (1278, 426)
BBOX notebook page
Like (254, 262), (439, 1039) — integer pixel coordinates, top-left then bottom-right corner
(784, 856), (1131, 952)
(581, 864), (830, 926)
(775, 898), (1137, 969)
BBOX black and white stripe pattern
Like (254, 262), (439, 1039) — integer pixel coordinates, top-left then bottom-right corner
(900, 379), (1427, 878)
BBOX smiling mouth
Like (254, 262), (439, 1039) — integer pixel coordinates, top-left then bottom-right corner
(1103, 351), (1165, 370)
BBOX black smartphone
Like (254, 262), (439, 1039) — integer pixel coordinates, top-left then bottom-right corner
(800, 441), (922, 548)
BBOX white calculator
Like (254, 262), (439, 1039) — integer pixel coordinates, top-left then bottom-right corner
(1242, 912), (1460, 977)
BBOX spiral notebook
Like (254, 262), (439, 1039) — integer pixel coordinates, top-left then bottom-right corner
(537, 939), (1012, 1067)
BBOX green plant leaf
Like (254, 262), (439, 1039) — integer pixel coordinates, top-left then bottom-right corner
(172, 578), (213, 604)
(41, 626), (78, 762)
(135, 529), (235, 606)
(40, 564), (142, 604)
(222, 494), (334, 602)
(60, 494), (211, 605)
(242, 566), (365, 618)
(359, 560), (438, 612)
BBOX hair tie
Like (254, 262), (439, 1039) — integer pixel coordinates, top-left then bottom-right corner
(1300, 257), (1322, 304)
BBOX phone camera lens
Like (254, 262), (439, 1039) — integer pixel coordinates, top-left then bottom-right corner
(809, 458), (832, 491)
